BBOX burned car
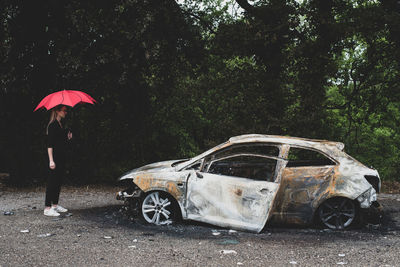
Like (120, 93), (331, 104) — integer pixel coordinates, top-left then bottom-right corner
(117, 134), (382, 232)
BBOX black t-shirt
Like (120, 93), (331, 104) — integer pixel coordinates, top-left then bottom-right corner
(47, 120), (68, 161)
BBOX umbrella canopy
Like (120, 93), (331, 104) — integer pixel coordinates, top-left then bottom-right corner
(34, 90), (96, 111)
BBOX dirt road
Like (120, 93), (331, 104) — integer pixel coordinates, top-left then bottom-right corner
(1, 186), (399, 266)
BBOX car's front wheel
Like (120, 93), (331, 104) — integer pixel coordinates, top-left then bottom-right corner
(140, 191), (179, 225)
(318, 197), (358, 230)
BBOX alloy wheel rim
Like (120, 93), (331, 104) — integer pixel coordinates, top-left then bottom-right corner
(142, 192), (172, 225)
(319, 198), (356, 230)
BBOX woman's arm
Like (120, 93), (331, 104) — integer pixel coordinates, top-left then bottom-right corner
(47, 122), (57, 169)
(48, 147), (56, 169)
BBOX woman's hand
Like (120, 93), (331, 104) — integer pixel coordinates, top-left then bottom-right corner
(49, 161), (56, 170)
(67, 130), (73, 140)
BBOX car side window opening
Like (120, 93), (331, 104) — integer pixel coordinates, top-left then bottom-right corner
(286, 147), (336, 167)
(201, 143), (280, 175)
(205, 155), (278, 182)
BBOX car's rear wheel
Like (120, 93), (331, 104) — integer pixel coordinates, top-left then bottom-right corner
(140, 191), (179, 225)
(318, 197), (358, 230)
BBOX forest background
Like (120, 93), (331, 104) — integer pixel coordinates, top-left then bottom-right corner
(1, 0), (399, 186)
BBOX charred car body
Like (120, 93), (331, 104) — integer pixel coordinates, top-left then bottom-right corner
(117, 134), (382, 232)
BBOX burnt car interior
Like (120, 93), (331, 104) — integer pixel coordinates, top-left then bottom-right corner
(207, 155), (277, 181)
(201, 143), (280, 182)
(286, 147), (337, 167)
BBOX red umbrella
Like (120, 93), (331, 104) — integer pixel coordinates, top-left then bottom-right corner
(34, 90), (96, 111)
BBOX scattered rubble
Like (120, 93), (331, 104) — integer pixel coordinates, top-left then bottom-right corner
(212, 230), (221, 236)
(37, 233), (53, 238)
(220, 250), (237, 255)
(0, 185), (399, 266)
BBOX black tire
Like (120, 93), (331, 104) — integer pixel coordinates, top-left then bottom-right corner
(317, 197), (359, 230)
(139, 191), (180, 225)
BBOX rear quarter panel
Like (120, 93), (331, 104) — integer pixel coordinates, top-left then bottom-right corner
(270, 164), (372, 226)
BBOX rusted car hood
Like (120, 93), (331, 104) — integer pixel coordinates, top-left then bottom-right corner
(119, 159), (185, 180)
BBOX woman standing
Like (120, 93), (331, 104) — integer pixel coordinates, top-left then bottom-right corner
(44, 105), (72, 217)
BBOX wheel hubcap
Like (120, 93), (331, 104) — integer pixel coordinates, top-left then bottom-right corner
(142, 192), (172, 225)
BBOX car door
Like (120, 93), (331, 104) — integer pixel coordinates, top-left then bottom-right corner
(185, 152), (282, 233)
(272, 146), (338, 224)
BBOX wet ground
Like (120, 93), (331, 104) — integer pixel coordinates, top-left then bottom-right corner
(0, 186), (399, 266)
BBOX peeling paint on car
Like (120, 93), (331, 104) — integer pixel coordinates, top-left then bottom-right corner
(117, 134), (382, 231)
(185, 172), (279, 232)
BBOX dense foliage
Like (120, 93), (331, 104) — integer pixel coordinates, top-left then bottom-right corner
(1, 0), (399, 185)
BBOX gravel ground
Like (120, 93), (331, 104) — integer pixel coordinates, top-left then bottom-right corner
(0, 186), (399, 267)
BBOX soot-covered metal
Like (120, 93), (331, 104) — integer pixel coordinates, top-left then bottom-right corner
(117, 134), (383, 232)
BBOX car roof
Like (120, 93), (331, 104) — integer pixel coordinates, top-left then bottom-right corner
(228, 134), (345, 151)
(176, 134), (345, 171)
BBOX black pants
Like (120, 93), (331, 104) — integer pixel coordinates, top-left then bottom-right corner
(45, 160), (65, 207)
